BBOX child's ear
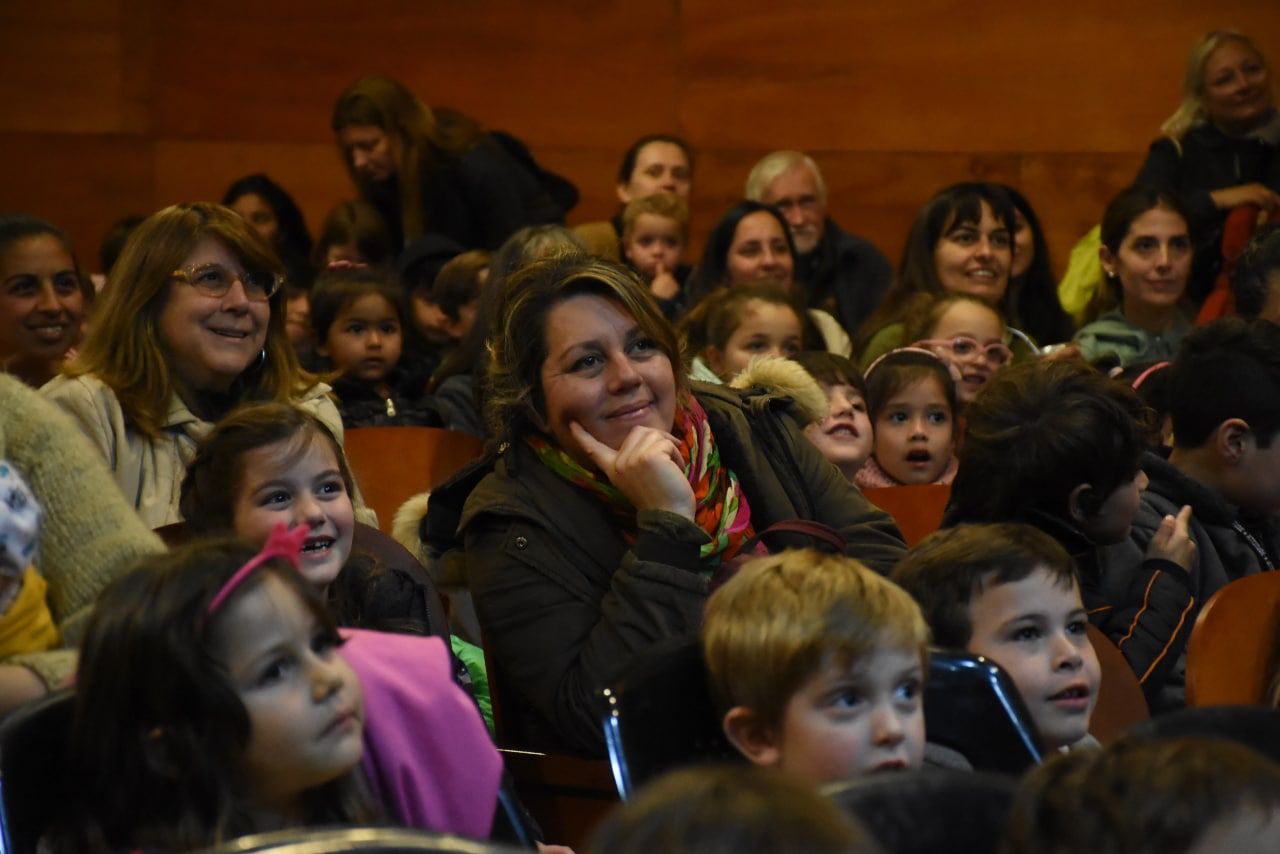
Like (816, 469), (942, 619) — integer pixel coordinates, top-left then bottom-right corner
(1067, 483), (1095, 525)
(1213, 418), (1251, 464)
(722, 706), (782, 768)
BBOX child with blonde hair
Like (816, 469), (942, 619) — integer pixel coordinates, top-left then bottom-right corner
(620, 192), (691, 317)
(703, 549), (929, 785)
(680, 281), (807, 383)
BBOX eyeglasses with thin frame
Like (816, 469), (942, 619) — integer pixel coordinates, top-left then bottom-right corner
(170, 264), (282, 302)
(916, 336), (1013, 367)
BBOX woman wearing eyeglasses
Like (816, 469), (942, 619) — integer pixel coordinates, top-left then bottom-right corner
(42, 203), (354, 528)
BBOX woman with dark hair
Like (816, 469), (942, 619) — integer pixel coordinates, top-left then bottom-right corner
(1074, 187), (1194, 368)
(1135, 30), (1280, 304)
(686, 201), (850, 356)
(0, 213), (91, 386)
(428, 225), (587, 436)
(1000, 185), (1075, 345)
(332, 75), (575, 251)
(457, 255), (904, 756)
(222, 173), (315, 289)
(572, 133), (695, 260)
(855, 182), (1031, 367)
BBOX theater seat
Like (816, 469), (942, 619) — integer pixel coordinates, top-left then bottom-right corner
(0, 690), (73, 854)
(202, 826), (523, 852)
(601, 637), (741, 801)
(344, 427), (486, 534)
(924, 650), (1044, 774)
(861, 484), (951, 547)
(1185, 572), (1280, 706)
(1085, 624), (1149, 744)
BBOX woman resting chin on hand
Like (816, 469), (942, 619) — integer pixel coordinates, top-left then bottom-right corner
(458, 256), (906, 756)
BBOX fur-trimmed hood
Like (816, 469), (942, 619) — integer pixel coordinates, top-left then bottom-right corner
(728, 356), (828, 425)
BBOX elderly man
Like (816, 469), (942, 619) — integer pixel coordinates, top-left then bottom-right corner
(746, 151), (892, 337)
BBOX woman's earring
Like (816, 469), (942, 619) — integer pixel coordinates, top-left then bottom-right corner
(256, 347), (267, 369)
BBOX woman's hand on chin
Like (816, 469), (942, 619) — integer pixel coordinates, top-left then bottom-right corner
(570, 421), (696, 520)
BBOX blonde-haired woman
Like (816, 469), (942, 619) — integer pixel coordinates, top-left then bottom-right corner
(332, 74), (574, 251)
(1135, 30), (1280, 302)
(42, 202), (359, 528)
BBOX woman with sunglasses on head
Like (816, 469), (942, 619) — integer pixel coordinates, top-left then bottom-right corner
(43, 203), (359, 528)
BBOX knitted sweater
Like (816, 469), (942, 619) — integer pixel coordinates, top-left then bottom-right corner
(0, 375), (165, 686)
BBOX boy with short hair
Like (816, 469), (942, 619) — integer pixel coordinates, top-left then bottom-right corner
(1231, 224), (1280, 323)
(620, 192), (690, 317)
(702, 549), (929, 785)
(947, 359), (1196, 711)
(1118, 318), (1280, 680)
(891, 523), (1101, 752)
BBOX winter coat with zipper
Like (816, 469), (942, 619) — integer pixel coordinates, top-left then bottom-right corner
(456, 380), (906, 756)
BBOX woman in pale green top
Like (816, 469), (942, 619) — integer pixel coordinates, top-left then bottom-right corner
(1074, 187), (1194, 369)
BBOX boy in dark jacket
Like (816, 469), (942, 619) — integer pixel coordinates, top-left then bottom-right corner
(945, 359), (1196, 710)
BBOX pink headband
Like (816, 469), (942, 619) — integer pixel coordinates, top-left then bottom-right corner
(1130, 361), (1170, 390)
(325, 260), (369, 271)
(864, 346), (954, 379)
(206, 523), (309, 615)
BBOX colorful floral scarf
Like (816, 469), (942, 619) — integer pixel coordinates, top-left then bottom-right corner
(528, 394), (756, 571)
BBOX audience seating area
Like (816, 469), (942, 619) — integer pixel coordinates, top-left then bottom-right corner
(1185, 572), (1280, 706)
(343, 427), (486, 534)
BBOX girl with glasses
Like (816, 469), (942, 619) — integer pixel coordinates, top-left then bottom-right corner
(856, 183), (1041, 369)
(42, 202), (369, 528)
(906, 293), (1012, 408)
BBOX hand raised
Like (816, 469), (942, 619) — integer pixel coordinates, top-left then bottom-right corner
(570, 421), (696, 519)
(1147, 504), (1196, 572)
(649, 263), (681, 301)
(1211, 183), (1280, 213)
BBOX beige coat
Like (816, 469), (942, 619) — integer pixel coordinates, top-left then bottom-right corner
(42, 374), (373, 528)
(1, 375), (165, 686)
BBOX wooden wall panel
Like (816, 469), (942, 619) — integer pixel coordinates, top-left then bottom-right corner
(150, 0), (680, 147)
(0, 0), (151, 134)
(0, 133), (154, 266)
(3, 1), (1280, 284)
(1017, 153), (1148, 274)
(680, 1), (1280, 153)
(152, 141), (354, 236)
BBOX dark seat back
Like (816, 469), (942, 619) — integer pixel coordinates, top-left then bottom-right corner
(601, 637), (741, 800)
(924, 650), (1044, 774)
(0, 690), (74, 854)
